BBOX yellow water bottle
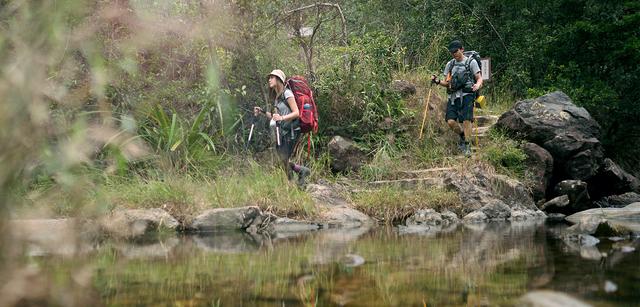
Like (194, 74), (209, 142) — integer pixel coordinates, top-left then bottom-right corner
(475, 95), (486, 109)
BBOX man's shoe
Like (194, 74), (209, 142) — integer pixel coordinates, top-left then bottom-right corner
(297, 166), (311, 187)
(457, 138), (466, 152)
(463, 142), (472, 157)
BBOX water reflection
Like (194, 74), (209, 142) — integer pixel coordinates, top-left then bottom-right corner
(17, 220), (640, 306)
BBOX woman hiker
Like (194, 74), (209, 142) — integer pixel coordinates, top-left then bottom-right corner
(254, 69), (311, 186)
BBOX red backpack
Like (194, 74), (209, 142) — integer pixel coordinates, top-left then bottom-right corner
(286, 75), (318, 134)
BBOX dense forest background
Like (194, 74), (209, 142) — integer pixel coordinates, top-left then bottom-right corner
(1, 0), (639, 206)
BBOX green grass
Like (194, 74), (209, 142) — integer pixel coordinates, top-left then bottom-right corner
(481, 129), (528, 179)
(95, 161), (317, 221)
(352, 186), (462, 224)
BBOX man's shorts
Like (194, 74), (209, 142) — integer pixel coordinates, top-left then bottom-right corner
(445, 94), (474, 123)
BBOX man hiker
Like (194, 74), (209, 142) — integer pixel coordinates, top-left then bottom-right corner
(431, 40), (483, 156)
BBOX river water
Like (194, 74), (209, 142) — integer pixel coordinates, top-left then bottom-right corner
(32, 220), (639, 306)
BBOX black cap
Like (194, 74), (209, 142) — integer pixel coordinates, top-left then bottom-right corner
(448, 40), (463, 53)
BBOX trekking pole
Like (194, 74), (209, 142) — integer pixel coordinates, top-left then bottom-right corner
(245, 117), (255, 151)
(275, 122), (281, 146)
(245, 106), (265, 151)
(419, 85), (433, 140)
(271, 110), (281, 147)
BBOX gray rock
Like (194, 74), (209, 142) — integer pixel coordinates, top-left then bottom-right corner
(490, 174), (537, 210)
(307, 183), (351, 207)
(440, 210), (460, 224)
(620, 246), (635, 253)
(554, 180), (591, 213)
(566, 211), (640, 242)
(463, 210), (488, 223)
(604, 280), (618, 293)
(496, 91), (604, 181)
(444, 167), (544, 222)
(190, 206), (262, 232)
(479, 201), (512, 220)
(521, 142), (554, 201)
(101, 208), (180, 238)
(541, 195), (571, 213)
(328, 136), (367, 173)
(579, 245), (603, 261)
(594, 192), (640, 208)
(519, 290), (592, 306)
(511, 209), (546, 220)
(406, 209), (443, 226)
(579, 234), (600, 247)
(319, 207), (373, 228)
(591, 159), (640, 197)
(543, 134), (603, 180)
(390, 79), (416, 97)
(566, 202), (640, 223)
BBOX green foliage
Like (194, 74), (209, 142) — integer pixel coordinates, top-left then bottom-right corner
(97, 161), (317, 219)
(207, 162), (317, 218)
(482, 129), (528, 178)
(137, 102), (228, 178)
(315, 32), (411, 153)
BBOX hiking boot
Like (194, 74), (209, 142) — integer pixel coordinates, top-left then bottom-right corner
(297, 166), (311, 187)
(457, 138), (466, 152)
(463, 142), (472, 157)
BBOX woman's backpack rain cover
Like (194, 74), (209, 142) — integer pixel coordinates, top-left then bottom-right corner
(286, 76), (318, 133)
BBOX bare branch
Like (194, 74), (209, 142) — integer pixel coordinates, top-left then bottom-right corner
(279, 2), (347, 46)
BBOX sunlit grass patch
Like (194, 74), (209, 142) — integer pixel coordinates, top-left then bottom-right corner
(352, 187), (461, 224)
(480, 129), (527, 179)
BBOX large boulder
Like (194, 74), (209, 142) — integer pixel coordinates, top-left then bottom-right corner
(521, 142), (554, 201)
(565, 202), (640, 235)
(566, 202), (640, 223)
(496, 91), (604, 180)
(443, 167), (545, 222)
(542, 133), (604, 180)
(551, 180), (592, 214)
(590, 158), (640, 197)
(328, 136), (367, 173)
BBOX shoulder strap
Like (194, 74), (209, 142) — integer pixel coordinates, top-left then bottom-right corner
(464, 55), (474, 70)
(446, 59), (456, 71)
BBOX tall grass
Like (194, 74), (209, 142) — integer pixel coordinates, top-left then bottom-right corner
(96, 161), (317, 221)
(352, 187), (462, 224)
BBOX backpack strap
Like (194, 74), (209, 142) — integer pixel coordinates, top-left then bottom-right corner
(445, 59), (455, 81)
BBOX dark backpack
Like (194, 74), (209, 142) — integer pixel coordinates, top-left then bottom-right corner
(447, 50), (482, 93)
(285, 75), (318, 134)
